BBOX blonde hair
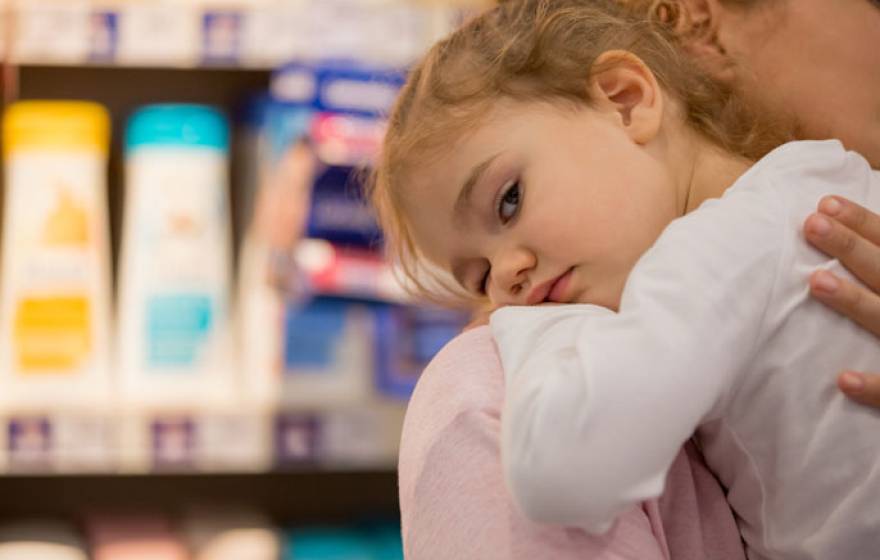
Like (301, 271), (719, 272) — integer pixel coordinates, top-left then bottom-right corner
(369, 0), (788, 307)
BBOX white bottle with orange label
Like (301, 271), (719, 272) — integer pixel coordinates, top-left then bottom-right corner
(0, 101), (113, 411)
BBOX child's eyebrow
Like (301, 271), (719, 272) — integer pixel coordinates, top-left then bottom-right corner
(453, 153), (500, 225)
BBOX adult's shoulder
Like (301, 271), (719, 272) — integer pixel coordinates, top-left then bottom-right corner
(398, 326), (504, 511)
(398, 326), (676, 559)
(404, 325), (505, 444)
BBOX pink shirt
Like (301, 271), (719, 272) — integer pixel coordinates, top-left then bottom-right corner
(398, 326), (745, 559)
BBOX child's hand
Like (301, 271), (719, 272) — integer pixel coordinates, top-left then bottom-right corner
(804, 195), (880, 408)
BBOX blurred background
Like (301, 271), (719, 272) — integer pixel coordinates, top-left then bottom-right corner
(0, 0), (485, 558)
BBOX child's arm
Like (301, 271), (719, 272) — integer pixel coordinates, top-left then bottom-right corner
(491, 184), (788, 534)
(399, 326), (670, 560)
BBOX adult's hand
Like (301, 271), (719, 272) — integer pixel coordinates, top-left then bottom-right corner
(804, 195), (880, 407)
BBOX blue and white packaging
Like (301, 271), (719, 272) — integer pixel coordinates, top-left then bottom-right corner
(279, 297), (374, 409)
(271, 60), (405, 250)
(237, 92), (316, 408)
(242, 61), (414, 418)
(117, 104), (236, 410)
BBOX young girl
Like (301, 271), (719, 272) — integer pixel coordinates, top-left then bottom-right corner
(370, 1), (880, 558)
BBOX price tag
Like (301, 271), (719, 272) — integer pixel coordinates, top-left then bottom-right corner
(274, 413), (320, 466)
(7, 416), (52, 471)
(13, 0), (91, 64)
(117, 2), (199, 66)
(322, 408), (388, 467)
(201, 10), (242, 65)
(54, 413), (116, 472)
(196, 413), (270, 472)
(88, 9), (118, 62)
(151, 416), (196, 470)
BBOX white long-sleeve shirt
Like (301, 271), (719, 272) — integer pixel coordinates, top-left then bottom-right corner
(491, 140), (880, 560)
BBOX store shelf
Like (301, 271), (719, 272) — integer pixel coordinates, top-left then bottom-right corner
(0, 403), (405, 476)
(0, 470), (399, 522)
(5, 0), (463, 70)
(0, 1), (482, 538)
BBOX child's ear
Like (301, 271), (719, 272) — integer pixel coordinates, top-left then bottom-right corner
(589, 51), (663, 145)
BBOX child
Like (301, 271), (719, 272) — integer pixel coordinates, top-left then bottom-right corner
(369, 1), (880, 558)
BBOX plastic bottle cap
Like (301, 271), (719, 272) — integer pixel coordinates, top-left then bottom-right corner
(126, 104), (229, 151)
(3, 101), (110, 156)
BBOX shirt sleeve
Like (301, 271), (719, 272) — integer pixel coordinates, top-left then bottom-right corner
(491, 182), (788, 534)
(402, 408), (670, 560)
(399, 327), (670, 560)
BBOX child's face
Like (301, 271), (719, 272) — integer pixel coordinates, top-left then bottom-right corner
(401, 99), (681, 310)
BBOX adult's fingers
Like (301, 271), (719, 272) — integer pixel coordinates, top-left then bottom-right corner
(805, 196), (880, 293)
(837, 370), (880, 409)
(819, 196), (880, 245)
(809, 269), (880, 337)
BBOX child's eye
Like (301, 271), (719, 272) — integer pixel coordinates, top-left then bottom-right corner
(497, 181), (521, 223)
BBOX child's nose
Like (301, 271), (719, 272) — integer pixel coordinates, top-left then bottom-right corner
(491, 247), (535, 303)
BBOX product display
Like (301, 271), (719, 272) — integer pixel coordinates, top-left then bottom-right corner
(118, 104), (236, 410)
(0, 0), (482, 547)
(8, 0), (462, 68)
(0, 101), (113, 411)
(237, 91), (316, 408)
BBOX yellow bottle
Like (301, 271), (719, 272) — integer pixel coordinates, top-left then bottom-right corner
(0, 101), (113, 411)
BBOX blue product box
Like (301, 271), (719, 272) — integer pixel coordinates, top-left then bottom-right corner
(235, 92), (313, 229)
(373, 305), (468, 399)
(283, 298), (352, 370)
(305, 158), (382, 248)
(271, 60), (405, 250)
(281, 297), (374, 403)
(273, 59), (406, 118)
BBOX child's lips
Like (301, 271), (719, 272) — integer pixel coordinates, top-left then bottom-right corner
(527, 268), (574, 305)
(547, 268), (574, 303)
(526, 278), (554, 305)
